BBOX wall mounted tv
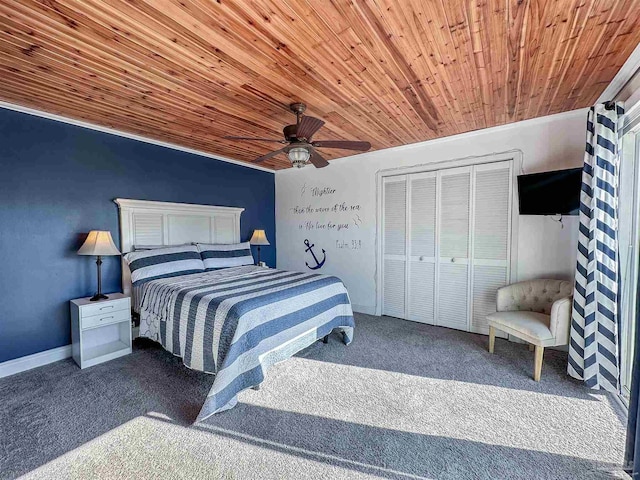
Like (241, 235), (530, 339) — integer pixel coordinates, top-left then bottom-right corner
(517, 167), (582, 215)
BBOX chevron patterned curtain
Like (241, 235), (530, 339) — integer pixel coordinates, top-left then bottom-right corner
(568, 102), (625, 392)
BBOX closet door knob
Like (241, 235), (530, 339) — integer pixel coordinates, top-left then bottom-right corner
(451, 257), (456, 263)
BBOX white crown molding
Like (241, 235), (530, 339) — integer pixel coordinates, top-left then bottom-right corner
(2, 100), (595, 175)
(284, 108), (589, 171)
(597, 42), (640, 103)
(114, 198), (245, 214)
(0, 101), (275, 174)
(0, 344), (72, 379)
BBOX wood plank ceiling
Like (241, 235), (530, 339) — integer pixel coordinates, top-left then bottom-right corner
(1, 1), (639, 170)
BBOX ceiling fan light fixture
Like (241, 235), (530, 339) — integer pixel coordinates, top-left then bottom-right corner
(232, 102), (370, 168)
(288, 146), (310, 168)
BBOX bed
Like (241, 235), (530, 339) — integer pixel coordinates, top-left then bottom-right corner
(114, 199), (355, 422)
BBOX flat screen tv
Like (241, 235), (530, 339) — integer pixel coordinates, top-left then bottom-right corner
(517, 167), (582, 215)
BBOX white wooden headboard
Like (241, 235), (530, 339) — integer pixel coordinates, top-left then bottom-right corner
(114, 198), (244, 296)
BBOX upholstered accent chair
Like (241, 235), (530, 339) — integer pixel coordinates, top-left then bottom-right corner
(486, 279), (573, 381)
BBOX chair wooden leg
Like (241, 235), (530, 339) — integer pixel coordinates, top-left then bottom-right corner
(533, 345), (544, 381)
(529, 343), (535, 352)
(489, 326), (495, 354)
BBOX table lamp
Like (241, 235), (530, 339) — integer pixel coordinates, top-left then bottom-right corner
(78, 230), (121, 301)
(249, 229), (270, 266)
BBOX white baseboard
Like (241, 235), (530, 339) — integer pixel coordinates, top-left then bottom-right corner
(352, 304), (376, 315)
(0, 345), (72, 379)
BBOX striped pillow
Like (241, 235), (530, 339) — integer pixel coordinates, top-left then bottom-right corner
(124, 245), (205, 285)
(197, 242), (254, 270)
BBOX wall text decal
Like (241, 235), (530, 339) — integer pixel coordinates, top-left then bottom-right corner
(290, 184), (364, 247)
(286, 183), (367, 275)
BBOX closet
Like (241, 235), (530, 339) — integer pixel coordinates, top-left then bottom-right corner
(382, 160), (513, 335)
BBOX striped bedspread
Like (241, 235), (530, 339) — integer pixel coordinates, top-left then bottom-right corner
(136, 265), (355, 421)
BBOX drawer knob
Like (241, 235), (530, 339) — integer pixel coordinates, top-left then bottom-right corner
(100, 316), (114, 322)
(100, 305), (114, 310)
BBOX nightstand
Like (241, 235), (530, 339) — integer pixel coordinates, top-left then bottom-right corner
(70, 293), (132, 369)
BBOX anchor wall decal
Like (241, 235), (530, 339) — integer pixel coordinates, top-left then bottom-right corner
(304, 239), (326, 270)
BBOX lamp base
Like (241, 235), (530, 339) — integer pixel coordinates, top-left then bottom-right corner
(90, 293), (109, 302)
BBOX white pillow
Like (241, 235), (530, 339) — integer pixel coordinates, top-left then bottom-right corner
(197, 242), (254, 271)
(124, 244), (205, 284)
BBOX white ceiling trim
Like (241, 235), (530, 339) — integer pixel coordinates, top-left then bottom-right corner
(0, 101), (276, 174)
(2, 100), (595, 175)
(597, 41), (640, 104)
(284, 108), (589, 171)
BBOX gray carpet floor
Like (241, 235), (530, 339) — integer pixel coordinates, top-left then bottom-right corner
(0, 314), (627, 480)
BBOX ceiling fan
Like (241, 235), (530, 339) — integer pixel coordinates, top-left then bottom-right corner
(224, 103), (371, 168)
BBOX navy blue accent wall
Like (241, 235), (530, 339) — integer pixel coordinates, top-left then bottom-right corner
(0, 108), (275, 363)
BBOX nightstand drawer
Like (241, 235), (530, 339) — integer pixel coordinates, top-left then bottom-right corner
(81, 308), (130, 330)
(81, 297), (130, 318)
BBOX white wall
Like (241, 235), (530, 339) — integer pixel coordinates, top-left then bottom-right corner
(276, 109), (588, 314)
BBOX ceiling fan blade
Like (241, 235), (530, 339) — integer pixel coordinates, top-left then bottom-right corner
(312, 140), (371, 151)
(296, 116), (325, 141)
(254, 147), (288, 163)
(308, 148), (330, 168)
(224, 136), (287, 144)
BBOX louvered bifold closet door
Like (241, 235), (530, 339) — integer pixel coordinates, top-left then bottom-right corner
(471, 162), (512, 335)
(437, 167), (472, 331)
(408, 172), (437, 324)
(383, 176), (407, 318)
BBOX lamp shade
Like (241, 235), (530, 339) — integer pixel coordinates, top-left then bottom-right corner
(249, 229), (270, 246)
(77, 230), (121, 256)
